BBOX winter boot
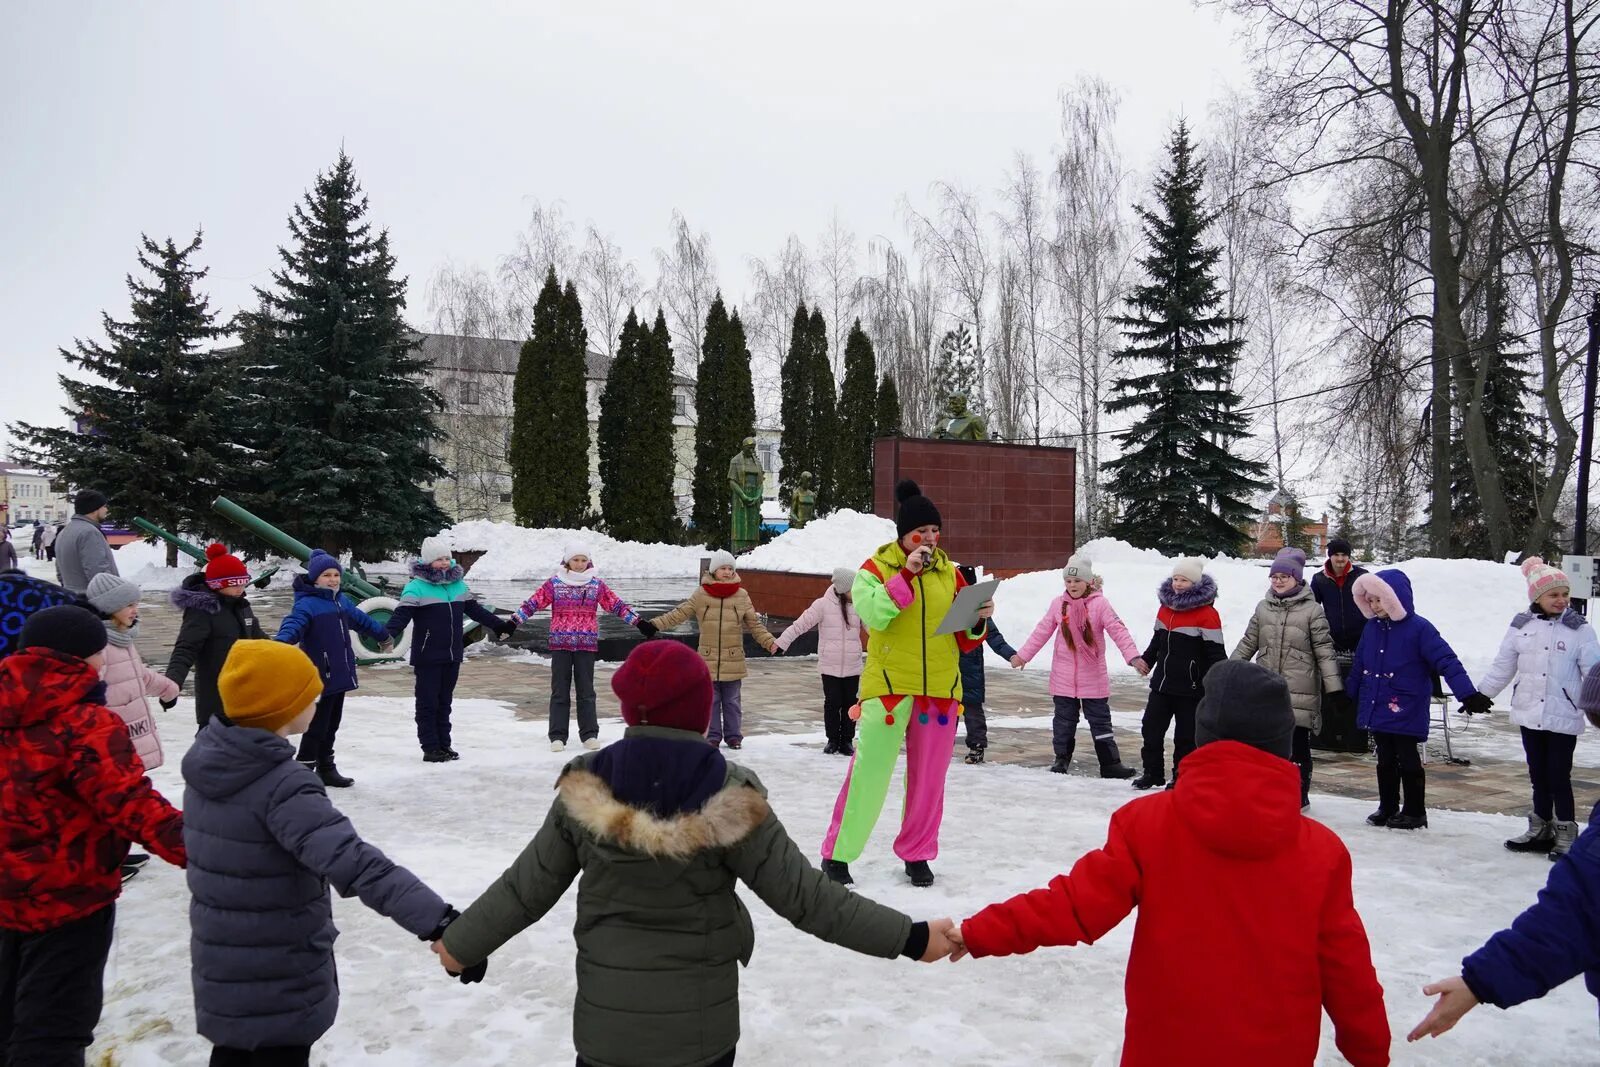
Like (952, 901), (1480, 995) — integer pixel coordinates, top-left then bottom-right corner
(125, 852), (150, 869)
(821, 859), (852, 886)
(837, 740), (855, 756)
(1094, 738), (1137, 780)
(1387, 771), (1428, 829)
(824, 741), (839, 755)
(1548, 820), (1580, 860)
(446, 747), (461, 760)
(1505, 814), (1556, 853)
(1366, 809), (1395, 827)
(1049, 757), (1072, 774)
(422, 748), (452, 763)
(549, 740), (566, 753)
(317, 760), (354, 788)
(904, 860), (935, 888)
(964, 748), (986, 765)
(1130, 771), (1165, 791)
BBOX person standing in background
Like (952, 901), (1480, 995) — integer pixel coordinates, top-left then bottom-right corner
(53, 490), (118, 597)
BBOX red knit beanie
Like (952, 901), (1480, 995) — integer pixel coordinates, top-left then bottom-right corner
(204, 543), (250, 590)
(612, 640), (713, 734)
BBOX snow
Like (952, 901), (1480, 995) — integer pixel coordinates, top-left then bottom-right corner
(97, 696), (1594, 1065)
(736, 508), (897, 573)
(364, 521), (711, 581)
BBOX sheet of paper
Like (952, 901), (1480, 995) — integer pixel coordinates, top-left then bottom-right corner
(934, 578), (1000, 635)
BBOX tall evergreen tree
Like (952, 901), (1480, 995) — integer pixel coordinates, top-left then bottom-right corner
(634, 310), (681, 541)
(549, 279), (593, 525)
(232, 153), (446, 560)
(509, 268), (563, 527)
(806, 307), (838, 514)
(777, 302), (813, 504)
(14, 233), (230, 564)
(931, 324), (978, 418)
(1331, 485), (1360, 550)
(1282, 491), (1315, 554)
(876, 373), (902, 438)
(1103, 122), (1267, 556)
(597, 309), (643, 532)
(691, 295), (733, 544)
(836, 319), (879, 511)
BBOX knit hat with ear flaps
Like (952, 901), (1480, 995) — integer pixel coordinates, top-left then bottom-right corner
(218, 640), (324, 733)
(613, 639), (714, 734)
(832, 567), (855, 595)
(1195, 659), (1295, 760)
(203, 544), (250, 590)
(894, 480), (942, 539)
(1171, 558), (1205, 585)
(1521, 556), (1570, 603)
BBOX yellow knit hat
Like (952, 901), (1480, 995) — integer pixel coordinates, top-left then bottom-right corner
(218, 640), (324, 733)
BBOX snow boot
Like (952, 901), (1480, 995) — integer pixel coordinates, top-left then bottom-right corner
(824, 741), (839, 755)
(446, 747), (461, 760)
(1505, 814), (1555, 853)
(964, 748), (986, 765)
(1094, 738), (1136, 779)
(422, 748), (452, 763)
(821, 859), (853, 886)
(1385, 812), (1429, 830)
(726, 740), (743, 750)
(1548, 820), (1580, 860)
(904, 860), (935, 888)
(550, 740), (566, 753)
(1366, 809), (1395, 827)
(120, 864), (141, 884)
(1049, 757), (1072, 774)
(1130, 771), (1165, 791)
(837, 740), (855, 756)
(317, 760), (354, 788)
(125, 852), (150, 869)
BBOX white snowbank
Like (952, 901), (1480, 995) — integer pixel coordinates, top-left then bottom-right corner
(736, 508), (896, 573)
(95, 695), (1593, 1065)
(364, 520), (712, 581)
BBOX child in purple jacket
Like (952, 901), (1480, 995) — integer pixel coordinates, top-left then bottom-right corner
(511, 544), (640, 753)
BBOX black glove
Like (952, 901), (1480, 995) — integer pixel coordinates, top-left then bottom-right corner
(1462, 693), (1493, 716)
(636, 619), (658, 639)
(423, 905), (487, 982)
(423, 906), (461, 943)
(455, 958), (488, 985)
(498, 619), (519, 639)
(158, 697), (179, 711)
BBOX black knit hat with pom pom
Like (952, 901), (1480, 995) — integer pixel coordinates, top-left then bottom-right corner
(895, 479), (942, 539)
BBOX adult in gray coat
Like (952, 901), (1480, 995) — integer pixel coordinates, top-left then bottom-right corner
(182, 640), (459, 1062)
(54, 490), (118, 596)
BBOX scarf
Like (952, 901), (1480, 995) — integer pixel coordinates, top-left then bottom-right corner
(411, 561), (466, 585)
(557, 567), (596, 587)
(1270, 579), (1307, 599)
(105, 621), (140, 648)
(704, 581), (742, 599)
(1060, 592), (1097, 651)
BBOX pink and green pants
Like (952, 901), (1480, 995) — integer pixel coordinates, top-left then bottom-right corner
(821, 694), (961, 864)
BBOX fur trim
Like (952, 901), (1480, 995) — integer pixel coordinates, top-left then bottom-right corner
(170, 585), (221, 614)
(1351, 572), (1406, 621)
(556, 768), (769, 859)
(410, 561), (465, 584)
(1158, 573), (1217, 611)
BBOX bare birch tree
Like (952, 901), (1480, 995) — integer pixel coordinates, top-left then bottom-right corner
(578, 225), (642, 358)
(998, 151), (1055, 441)
(651, 210), (718, 374)
(905, 183), (991, 415)
(816, 212), (863, 380)
(499, 199), (577, 332)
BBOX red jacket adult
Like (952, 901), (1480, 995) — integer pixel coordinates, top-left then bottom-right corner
(0, 647), (186, 932)
(960, 741), (1390, 1067)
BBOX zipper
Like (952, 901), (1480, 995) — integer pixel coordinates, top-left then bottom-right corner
(919, 572), (928, 696)
(715, 595), (725, 677)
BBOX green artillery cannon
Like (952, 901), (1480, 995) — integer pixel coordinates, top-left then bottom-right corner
(128, 517), (279, 589)
(209, 496), (503, 662)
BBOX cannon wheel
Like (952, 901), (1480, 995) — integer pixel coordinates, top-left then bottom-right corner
(352, 596), (407, 665)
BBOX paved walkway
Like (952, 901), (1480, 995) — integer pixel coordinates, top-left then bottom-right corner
(129, 588), (1594, 817)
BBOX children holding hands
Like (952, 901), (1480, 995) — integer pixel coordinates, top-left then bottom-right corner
(773, 566), (865, 755)
(1133, 558), (1225, 789)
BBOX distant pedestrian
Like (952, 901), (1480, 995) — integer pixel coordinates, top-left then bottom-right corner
(41, 520), (58, 562)
(31, 521), (43, 560)
(54, 490), (118, 596)
(0, 528), (16, 573)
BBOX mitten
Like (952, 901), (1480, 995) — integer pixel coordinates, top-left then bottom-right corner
(456, 958), (488, 985)
(1461, 693), (1493, 716)
(636, 619), (659, 639)
(158, 697), (179, 711)
(498, 619), (519, 638)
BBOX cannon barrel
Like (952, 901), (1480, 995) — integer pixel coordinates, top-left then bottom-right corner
(210, 496), (384, 601)
(129, 517), (208, 565)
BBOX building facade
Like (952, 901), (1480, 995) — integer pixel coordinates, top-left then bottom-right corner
(0, 463), (71, 527)
(1251, 489), (1329, 558)
(418, 333), (781, 525)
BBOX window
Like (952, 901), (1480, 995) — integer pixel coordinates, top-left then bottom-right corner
(758, 441), (778, 474)
(673, 392), (687, 416)
(457, 379), (480, 406)
(499, 492), (512, 504)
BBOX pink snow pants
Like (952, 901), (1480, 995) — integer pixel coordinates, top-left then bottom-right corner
(821, 695), (960, 864)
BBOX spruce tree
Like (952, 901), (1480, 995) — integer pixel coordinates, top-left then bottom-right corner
(232, 152), (446, 560)
(509, 269), (563, 527)
(726, 309), (758, 462)
(806, 307), (838, 513)
(777, 302), (812, 505)
(931, 325), (978, 416)
(691, 295), (732, 544)
(634, 310), (681, 541)
(14, 233), (230, 563)
(876, 373), (902, 438)
(1331, 485), (1359, 550)
(1103, 122), (1267, 556)
(549, 279), (592, 526)
(1283, 492), (1315, 554)
(836, 319), (878, 511)
(597, 309), (642, 532)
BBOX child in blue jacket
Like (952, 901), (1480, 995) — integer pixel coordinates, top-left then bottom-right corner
(956, 566), (1017, 765)
(274, 550), (391, 788)
(1351, 568), (1491, 830)
(1408, 664), (1600, 1044)
(385, 535), (515, 763)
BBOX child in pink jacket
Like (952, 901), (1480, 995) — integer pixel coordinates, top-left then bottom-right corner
(775, 567), (865, 756)
(1016, 555), (1148, 778)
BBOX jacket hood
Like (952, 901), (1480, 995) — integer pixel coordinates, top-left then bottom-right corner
(411, 561), (465, 585)
(586, 729), (729, 819)
(1173, 741), (1304, 859)
(182, 716), (299, 800)
(291, 574), (338, 601)
(556, 766), (769, 860)
(1158, 574), (1218, 611)
(0, 649), (103, 728)
(1353, 568), (1413, 621)
(171, 572), (222, 613)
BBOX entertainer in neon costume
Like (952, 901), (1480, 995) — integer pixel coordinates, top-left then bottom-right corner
(820, 479), (993, 888)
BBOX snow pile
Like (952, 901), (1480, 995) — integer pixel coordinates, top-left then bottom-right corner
(365, 520), (712, 581)
(736, 509), (896, 573)
(987, 538), (1528, 683)
(94, 695), (1594, 1065)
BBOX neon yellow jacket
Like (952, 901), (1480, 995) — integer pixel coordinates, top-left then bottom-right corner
(853, 540), (987, 703)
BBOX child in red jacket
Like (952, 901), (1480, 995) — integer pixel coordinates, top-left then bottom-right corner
(0, 606), (187, 1065)
(948, 659), (1391, 1067)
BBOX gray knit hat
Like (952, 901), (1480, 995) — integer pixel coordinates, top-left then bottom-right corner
(1062, 555), (1095, 583)
(1195, 659), (1295, 760)
(832, 567), (855, 595)
(706, 550), (737, 574)
(86, 572), (142, 615)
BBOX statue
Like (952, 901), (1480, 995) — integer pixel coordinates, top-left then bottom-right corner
(727, 436), (765, 552)
(932, 393), (987, 441)
(789, 471), (817, 529)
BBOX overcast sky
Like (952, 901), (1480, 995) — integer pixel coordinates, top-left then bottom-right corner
(1, 0), (1250, 446)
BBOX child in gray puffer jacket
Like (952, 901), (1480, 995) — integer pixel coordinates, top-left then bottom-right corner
(183, 640), (475, 1066)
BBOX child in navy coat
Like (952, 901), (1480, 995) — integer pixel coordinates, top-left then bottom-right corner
(1350, 569), (1491, 829)
(956, 565), (1018, 765)
(274, 550), (391, 788)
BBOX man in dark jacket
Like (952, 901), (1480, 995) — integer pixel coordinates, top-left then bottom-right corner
(0, 606), (186, 1066)
(165, 546), (266, 730)
(183, 640), (464, 1065)
(1310, 538), (1370, 752)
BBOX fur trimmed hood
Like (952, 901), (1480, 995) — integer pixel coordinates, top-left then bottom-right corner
(1353, 568), (1413, 621)
(410, 561), (465, 585)
(1159, 573), (1218, 611)
(557, 768), (769, 860)
(171, 573), (222, 614)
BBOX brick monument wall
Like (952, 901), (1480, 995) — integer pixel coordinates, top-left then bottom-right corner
(872, 437), (1076, 574)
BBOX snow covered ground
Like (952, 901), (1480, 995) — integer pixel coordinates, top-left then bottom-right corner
(99, 695), (1593, 1066)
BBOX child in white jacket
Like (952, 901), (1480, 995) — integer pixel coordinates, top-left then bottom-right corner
(775, 568), (864, 755)
(1477, 558), (1600, 859)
